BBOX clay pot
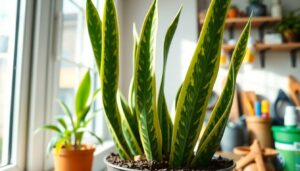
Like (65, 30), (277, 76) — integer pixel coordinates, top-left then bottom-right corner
(228, 8), (239, 18)
(246, 117), (273, 148)
(53, 144), (95, 171)
(282, 29), (300, 42)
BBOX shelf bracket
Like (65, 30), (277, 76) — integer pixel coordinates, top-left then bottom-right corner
(290, 48), (300, 67)
(229, 23), (235, 39)
(258, 22), (268, 42)
(259, 48), (270, 68)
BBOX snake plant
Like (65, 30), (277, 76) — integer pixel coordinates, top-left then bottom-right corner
(86, 0), (251, 168)
(36, 71), (103, 155)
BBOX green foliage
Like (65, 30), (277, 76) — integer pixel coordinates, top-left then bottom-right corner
(99, 0), (132, 159)
(276, 9), (300, 33)
(36, 71), (102, 155)
(86, 0), (251, 168)
(134, 0), (162, 160)
(158, 7), (182, 155)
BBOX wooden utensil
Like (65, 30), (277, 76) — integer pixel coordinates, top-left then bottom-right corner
(234, 140), (277, 171)
(288, 75), (300, 106)
(240, 91), (257, 116)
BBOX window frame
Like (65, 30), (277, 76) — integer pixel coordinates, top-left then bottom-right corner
(25, 0), (115, 171)
(0, 0), (34, 170)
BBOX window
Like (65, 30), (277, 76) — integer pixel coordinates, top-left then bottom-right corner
(0, 0), (20, 167)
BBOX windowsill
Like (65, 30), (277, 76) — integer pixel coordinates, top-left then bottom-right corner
(92, 140), (115, 171)
(0, 141), (115, 171)
(0, 164), (22, 171)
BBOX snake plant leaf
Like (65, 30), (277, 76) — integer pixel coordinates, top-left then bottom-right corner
(191, 69), (235, 166)
(57, 99), (75, 130)
(101, 0), (131, 159)
(75, 71), (91, 121)
(175, 84), (182, 109)
(117, 92), (143, 156)
(158, 6), (182, 155)
(193, 19), (251, 166)
(119, 92), (140, 143)
(134, 0), (162, 160)
(198, 18), (251, 147)
(128, 24), (139, 120)
(169, 0), (231, 167)
(86, 0), (102, 74)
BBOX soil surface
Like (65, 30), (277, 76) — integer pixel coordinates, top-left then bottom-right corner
(106, 153), (234, 171)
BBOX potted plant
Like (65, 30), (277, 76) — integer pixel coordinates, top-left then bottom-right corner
(276, 9), (300, 42)
(36, 70), (102, 171)
(86, 0), (251, 170)
(246, 0), (267, 16)
(228, 5), (239, 18)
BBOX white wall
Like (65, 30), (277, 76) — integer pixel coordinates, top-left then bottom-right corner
(118, 0), (300, 113)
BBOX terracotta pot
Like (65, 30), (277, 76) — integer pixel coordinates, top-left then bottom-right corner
(228, 8), (239, 18)
(282, 29), (300, 42)
(53, 144), (95, 171)
(105, 157), (236, 171)
(246, 117), (273, 148)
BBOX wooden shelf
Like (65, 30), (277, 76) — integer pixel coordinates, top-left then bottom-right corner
(222, 43), (300, 67)
(255, 43), (300, 67)
(255, 43), (300, 51)
(222, 44), (235, 54)
(199, 17), (281, 40)
(199, 17), (281, 28)
(223, 43), (300, 52)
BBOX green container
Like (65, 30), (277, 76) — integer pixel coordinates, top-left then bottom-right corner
(272, 126), (300, 171)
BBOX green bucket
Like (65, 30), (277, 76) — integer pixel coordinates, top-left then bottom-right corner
(272, 126), (300, 171)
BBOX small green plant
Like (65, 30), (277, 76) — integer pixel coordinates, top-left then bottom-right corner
(86, 0), (251, 168)
(36, 71), (102, 154)
(276, 9), (300, 34)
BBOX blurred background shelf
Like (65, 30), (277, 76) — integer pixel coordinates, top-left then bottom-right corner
(222, 43), (300, 67)
(199, 17), (281, 28)
(255, 43), (300, 51)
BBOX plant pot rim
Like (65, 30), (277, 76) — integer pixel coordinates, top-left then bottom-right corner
(104, 155), (236, 171)
(53, 144), (96, 156)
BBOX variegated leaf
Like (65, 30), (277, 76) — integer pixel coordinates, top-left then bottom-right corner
(134, 0), (162, 160)
(117, 92), (143, 156)
(175, 84), (182, 110)
(128, 24), (139, 124)
(191, 69), (235, 166)
(169, 0), (231, 167)
(193, 18), (251, 166)
(158, 6), (182, 155)
(101, 0), (131, 159)
(86, 0), (102, 74)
